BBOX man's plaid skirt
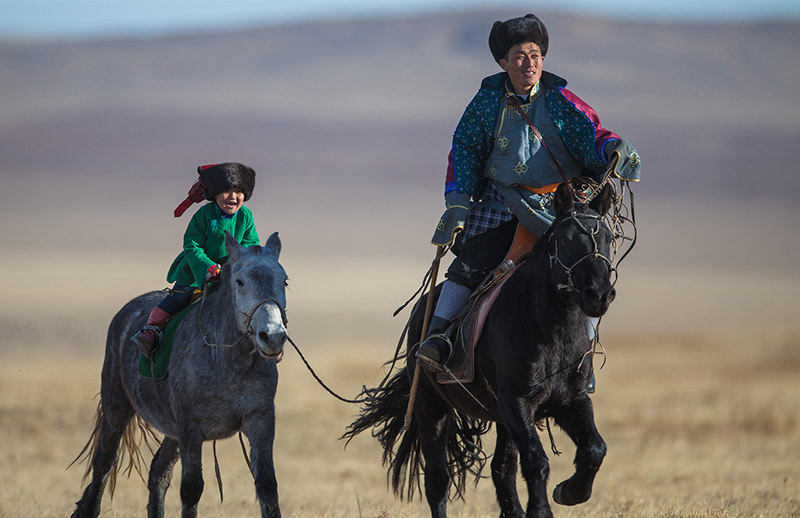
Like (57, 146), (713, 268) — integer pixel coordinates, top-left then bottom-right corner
(453, 181), (514, 252)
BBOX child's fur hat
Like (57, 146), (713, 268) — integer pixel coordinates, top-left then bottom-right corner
(198, 162), (256, 201)
(488, 14), (549, 63)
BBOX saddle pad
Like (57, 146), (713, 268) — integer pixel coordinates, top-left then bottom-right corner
(138, 304), (193, 379)
(436, 271), (515, 385)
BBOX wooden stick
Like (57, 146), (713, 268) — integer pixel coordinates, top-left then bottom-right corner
(402, 245), (444, 432)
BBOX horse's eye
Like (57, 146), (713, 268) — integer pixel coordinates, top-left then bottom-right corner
(235, 279), (244, 287)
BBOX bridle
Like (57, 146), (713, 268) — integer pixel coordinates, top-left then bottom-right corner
(548, 210), (615, 293)
(198, 285), (288, 350)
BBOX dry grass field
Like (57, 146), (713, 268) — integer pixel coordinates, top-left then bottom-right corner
(2, 326), (799, 517)
(1, 197), (799, 518)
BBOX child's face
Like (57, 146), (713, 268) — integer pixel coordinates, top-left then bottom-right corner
(215, 189), (245, 215)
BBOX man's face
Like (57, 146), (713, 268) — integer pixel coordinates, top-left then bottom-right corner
(499, 42), (544, 95)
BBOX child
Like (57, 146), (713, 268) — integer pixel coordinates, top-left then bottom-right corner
(131, 162), (259, 356)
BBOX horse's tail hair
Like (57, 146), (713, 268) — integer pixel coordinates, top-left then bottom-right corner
(68, 399), (161, 497)
(342, 369), (421, 498)
(342, 369), (491, 501)
(446, 409), (492, 500)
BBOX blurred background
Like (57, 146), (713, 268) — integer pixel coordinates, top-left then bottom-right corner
(2, 0), (798, 355)
(1, 1), (799, 515)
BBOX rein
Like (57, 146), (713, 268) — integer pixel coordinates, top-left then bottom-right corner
(197, 279), (375, 405)
(283, 335), (370, 405)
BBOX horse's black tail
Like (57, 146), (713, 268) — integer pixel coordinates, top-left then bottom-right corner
(68, 400), (161, 497)
(343, 370), (421, 498)
(342, 369), (491, 501)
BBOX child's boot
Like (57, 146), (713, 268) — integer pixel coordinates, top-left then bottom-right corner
(130, 306), (172, 357)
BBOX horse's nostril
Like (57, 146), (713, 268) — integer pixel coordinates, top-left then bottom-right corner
(586, 285), (615, 305)
(259, 330), (287, 347)
(585, 288), (602, 302)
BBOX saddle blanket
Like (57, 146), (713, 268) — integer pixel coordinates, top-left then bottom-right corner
(138, 303), (193, 379)
(436, 265), (518, 385)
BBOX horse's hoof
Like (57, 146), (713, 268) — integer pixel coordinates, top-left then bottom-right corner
(553, 479), (591, 506)
(553, 482), (565, 505)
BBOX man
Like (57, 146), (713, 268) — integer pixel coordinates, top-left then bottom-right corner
(416, 14), (640, 372)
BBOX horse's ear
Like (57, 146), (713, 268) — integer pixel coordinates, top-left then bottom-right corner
(553, 182), (574, 214)
(225, 231), (244, 263)
(589, 184), (614, 216)
(265, 232), (281, 259)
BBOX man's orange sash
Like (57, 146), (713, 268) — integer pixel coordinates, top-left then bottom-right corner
(498, 182), (559, 267)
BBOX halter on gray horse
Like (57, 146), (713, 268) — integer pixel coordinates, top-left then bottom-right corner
(70, 231), (287, 518)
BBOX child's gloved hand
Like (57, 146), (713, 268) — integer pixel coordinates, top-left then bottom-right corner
(206, 264), (221, 282)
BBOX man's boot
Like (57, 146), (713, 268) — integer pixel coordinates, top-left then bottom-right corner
(415, 316), (454, 372)
(130, 306), (172, 358)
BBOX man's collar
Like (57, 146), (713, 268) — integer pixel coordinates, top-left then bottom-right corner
(504, 79), (541, 102)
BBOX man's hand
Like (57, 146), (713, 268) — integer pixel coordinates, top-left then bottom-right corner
(605, 139), (641, 181)
(431, 205), (469, 246)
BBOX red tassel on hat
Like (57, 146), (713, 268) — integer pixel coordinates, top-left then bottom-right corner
(174, 178), (209, 217)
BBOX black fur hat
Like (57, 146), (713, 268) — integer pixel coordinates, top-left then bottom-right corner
(198, 162), (256, 201)
(488, 14), (549, 63)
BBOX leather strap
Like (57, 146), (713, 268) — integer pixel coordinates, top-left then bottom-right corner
(505, 93), (574, 193)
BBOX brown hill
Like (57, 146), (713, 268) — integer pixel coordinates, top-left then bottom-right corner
(2, 10), (798, 198)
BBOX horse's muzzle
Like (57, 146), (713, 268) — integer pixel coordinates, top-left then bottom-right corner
(251, 303), (288, 359)
(255, 327), (287, 359)
(580, 285), (616, 318)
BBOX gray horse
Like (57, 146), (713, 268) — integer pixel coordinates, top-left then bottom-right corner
(71, 231), (287, 518)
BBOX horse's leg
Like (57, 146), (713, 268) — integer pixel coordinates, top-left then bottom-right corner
(243, 411), (281, 518)
(551, 396), (606, 506)
(147, 437), (180, 518)
(492, 423), (525, 518)
(499, 399), (553, 518)
(415, 381), (452, 518)
(178, 431), (204, 518)
(72, 356), (135, 518)
(71, 409), (134, 518)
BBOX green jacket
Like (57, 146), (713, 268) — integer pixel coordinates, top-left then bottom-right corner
(166, 202), (260, 288)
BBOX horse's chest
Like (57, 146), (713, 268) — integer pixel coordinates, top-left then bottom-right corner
(180, 374), (276, 438)
(514, 359), (572, 405)
(191, 394), (260, 438)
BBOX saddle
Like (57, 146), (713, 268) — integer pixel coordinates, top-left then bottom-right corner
(436, 224), (535, 385)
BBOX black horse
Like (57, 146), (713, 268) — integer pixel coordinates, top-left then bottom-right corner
(345, 183), (617, 518)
